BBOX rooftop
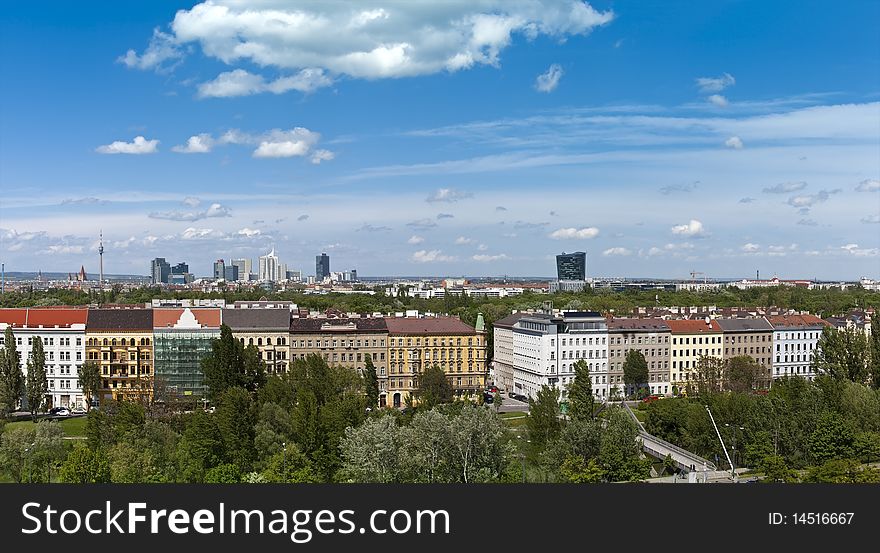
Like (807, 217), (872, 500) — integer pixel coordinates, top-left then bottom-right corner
(290, 317), (388, 333)
(0, 308), (88, 328)
(384, 316), (478, 335)
(715, 318), (773, 332)
(87, 309), (153, 330)
(607, 318), (671, 331)
(221, 308), (291, 330)
(767, 314), (830, 329)
(665, 319), (722, 333)
(153, 308), (221, 329)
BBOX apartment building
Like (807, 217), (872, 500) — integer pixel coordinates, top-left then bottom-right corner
(716, 318), (774, 388)
(667, 318), (724, 393)
(768, 314), (829, 381)
(607, 318), (671, 397)
(221, 308), (291, 374)
(491, 311), (528, 393)
(153, 308), (221, 397)
(385, 316), (487, 408)
(0, 308), (88, 410)
(85, 308), (154, 404)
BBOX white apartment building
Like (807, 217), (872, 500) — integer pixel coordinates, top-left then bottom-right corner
(768, 314), (829, 380)
(0, 308), (88, 411)
(505, 311), (609, 401)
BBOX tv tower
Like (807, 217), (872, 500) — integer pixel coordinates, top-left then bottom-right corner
(99, 230), (104, 285)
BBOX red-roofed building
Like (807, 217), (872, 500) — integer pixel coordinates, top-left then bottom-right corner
(0, 308), (89, 411)
(152, 308), (222, 397)
(667, 318), (724, 393)
(385, 316), (487, 407)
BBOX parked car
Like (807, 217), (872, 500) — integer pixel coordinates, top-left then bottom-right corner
(54, 408), (71, 417)
(486, 385), (498, 394)
(508, 391), (517, 398)
(641, 395), (660, 404)
(483, 392), (494, 404)
(515, 394), (529, 402)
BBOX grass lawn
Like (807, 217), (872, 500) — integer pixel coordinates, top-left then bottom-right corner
(632, 410), (647, 423)
(3, 416), (88, 438)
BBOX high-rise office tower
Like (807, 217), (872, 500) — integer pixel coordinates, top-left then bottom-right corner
(151, 258), (171, 284)
(259, 249), (279, 281)
(316, 253), (330, 281)
(556, 252), (587, 281)
(213, 259), (226, 280)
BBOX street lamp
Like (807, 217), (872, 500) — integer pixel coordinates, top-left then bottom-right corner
(724, 424), (745, 476)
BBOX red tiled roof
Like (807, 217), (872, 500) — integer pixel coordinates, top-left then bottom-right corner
(665, 319), (722, 333)
(767, 314), (830, 328)
(0, 309), (29, 327)
(384, 316), (477, 335)
(153, 308), (222, 328)
(24, 309), (88, 328)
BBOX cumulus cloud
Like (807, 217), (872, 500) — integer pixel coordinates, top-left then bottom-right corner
(149, 202), (231, 221)
(454, 236), (474, 245)
(535, 63), (564, 93)
(310, 149), (335, 164)
(128, 1), (614, 97)
(786, 189), (840, 210)
(707, 94), (728, 107)
(197, 68), (333, 98)
(182, 197), (201, 207)
(763, 181), (807, 194)
(407, 218), (438, 230)
(602, 247), (631, 256)
(670, 219), (705, 237)
(472, 253), (509, 262)
(856, 178), (880, 192)
(695, 72), (735, 93)
(407, 235), (425, 245)
(412, 249), (456, 263)
(180, 227), (224, 240)
(172, 133), (214, 153)
(237, 228), (262, 237)
(117, 29), (183, 72)
(477, 244), (488, 251)
(41, 245), (84, 255)
(96, 136), (159, 155)
(740, 243), (760, 253)
(840, 244), (879, 257)
(861, 214), (880, 224)
(426, 187), (473, 203)
(253, 128), (322, 158)
(724, 136), (744, 149)
(549, 227), (600, 239)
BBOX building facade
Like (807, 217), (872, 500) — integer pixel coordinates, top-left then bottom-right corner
(316, 253), (330, 281)
(556, 252), (586, 280)
(85, 309), (154, 404)
(607, 318), (671, 397)
(666, 318), (724, 393)
(0, 308), (88, 411)
(385, 316), (487, 408)
(768, 315), (829, 381)
(716, 318), (774, 388)
(491, 311), (527, 393)
(221, 308), (291, 374)
(151, 258), (170, 285)
(153, 308), (221, 398)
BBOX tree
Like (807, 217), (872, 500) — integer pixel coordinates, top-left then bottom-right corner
(177, 410), (224, 482)
(25, 336), (48, 420)
(215, 386), (256, 471)
(415, 365), (453, 409)
(364, 354), (380, 408)
(77, 361), (101, 411)
(201, 324), (267, 401)
(560, 456), (604, 483)
(446, 405), (512, 483)
(0, 326), (24, 416)
(599, 407), (652, 482)
(869, 317), (880, 389)
(567, 360), (593, 421)
(759, 455), (798, 483)
(0, 427), (34, 483)
(692, 356), (724, 396)
(400, 410), (453, 483)
(339, 414), (403, 483)
(623, 350), (649, 397)
(60, 443), (111, 483)
(724, 355), (762, 393)
(808, 411), (854, 464)
(204, 463), (242, 483)
(812, 326), (870, 384)
(527, 386), (561, 451)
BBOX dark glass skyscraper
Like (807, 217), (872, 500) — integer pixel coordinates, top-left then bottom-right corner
(556, 252), (586, 281)
(316, 253), (330, 280)
(151, 258), (170, 284)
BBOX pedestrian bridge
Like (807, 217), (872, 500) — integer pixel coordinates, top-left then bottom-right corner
(622, 402), (717, 472)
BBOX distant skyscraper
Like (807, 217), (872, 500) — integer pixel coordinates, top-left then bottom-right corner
(556, 252), (586, 281)
(151, 258), (170, 284)
(316, 253), (330, 281)
(224, 265), (239, 282)
(213, 259), (226, 280)
(231, 258), (252, 281)
(259, 249), (280, 281)
(171, 262), (189, 275)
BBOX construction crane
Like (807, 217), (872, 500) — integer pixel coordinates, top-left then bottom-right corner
(689, 270), (706, 284)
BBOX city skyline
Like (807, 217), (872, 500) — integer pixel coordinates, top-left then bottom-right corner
(1, 1), (879, 279)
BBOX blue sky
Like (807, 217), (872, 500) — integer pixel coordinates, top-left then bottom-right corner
(1, 0), (878, 279)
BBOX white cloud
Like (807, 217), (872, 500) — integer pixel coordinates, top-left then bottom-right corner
(861, 214), (880, 224)
(477, 243), (489, 251)
(181, 227), (224, 240)
(786, 189), (840, 210)
(841, 244), (879, 257)
(535, 63), (564, 93)
(197, 68), (332, 98)
(472, 253), (509, 262)
(455, 236), (474, 245)
(724, 136), (743, 149)
(670, 219), (705, 237)
(426, 187), (473, 203)
(149, 202), (231, 222)
(696, 72), (735, 93)
(310, 149), (335, 164)
(134, 1), (613, 96)
(549, 227), (599, 239)
(407, 235), (425, 244)
(96, 136), (159, 155)
(41, 245), (84, 255)
(407, 218), (438, 230)
(856, 178), (880, 192)
(708, 94), (728, 107)
(602, 247), (631, 256)
(412, 249), (456, 263)
(741, 243), (760, 253)
(356, 223), (392, 232)
(172, 133), (214, 153)
(252, 128), (321, 158)
(237, 228), (262, 237)
(182, 196), (201, 207)
(118, 29), (182, 72)
(764, 181), (807, 194)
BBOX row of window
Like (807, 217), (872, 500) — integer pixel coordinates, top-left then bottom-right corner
(239, 336), (287, 346)
(672, 336), (721, 345)
(776, 343), (815, 352)
(725, 335), (769, 343)
(87, 338), (150, 346)
(2, 336), (81, 347)
(294, 338), (385, 348)
(672, 348), (720, 357)
(610, 348), (669, 358)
